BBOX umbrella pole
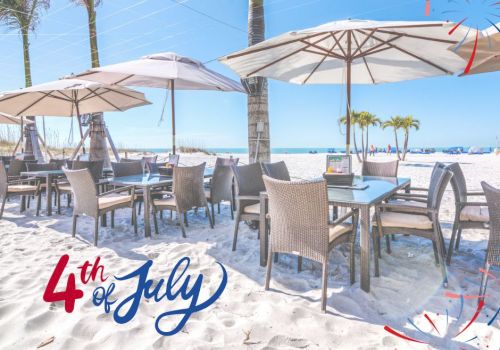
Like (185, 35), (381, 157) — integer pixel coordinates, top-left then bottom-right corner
(345, 31), (352, 156)
(171, 80), (176, 155)
(20, 116), (24, 154)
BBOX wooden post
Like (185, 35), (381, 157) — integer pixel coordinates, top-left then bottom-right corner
(346, 30), (352, 156)
(171, 80), (176, 155)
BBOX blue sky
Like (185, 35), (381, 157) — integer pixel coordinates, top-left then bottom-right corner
(0, 0), (498, 150)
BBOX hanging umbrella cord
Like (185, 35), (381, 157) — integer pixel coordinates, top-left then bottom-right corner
(158, 86), (170, 126)
(67, 116), (74, 146)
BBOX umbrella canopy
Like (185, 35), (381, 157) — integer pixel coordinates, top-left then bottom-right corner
(453, 25), (500, 76)
(76, 52), (246, 154)
(0, 78), (151, 117)
(0, 113), (33, 125)
(219, 19), (470, 153)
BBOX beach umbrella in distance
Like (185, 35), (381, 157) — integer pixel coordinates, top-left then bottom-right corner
(219, 19), (470, 154)
(76, 52), (246, 154)
(452, 25), (500, 76)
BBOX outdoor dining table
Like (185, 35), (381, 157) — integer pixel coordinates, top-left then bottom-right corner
(20, 167), (114, 216)
(258, 175), (411, 293)
(105, 168), (214, 238)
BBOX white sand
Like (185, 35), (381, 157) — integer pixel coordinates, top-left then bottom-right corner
(0, 153), (498, 350)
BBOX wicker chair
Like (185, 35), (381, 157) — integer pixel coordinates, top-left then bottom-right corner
(373, 166), (452, 285)
(0, 161), (41, 218)
(151, 163), (213, 237)
(64, 168), (137, 246)
(49, 159), (68, 168)
(205, 164), (235, 224)
(479, 181), (500, 303)
(142, 155), (158, 167)
(262, 161), (291, 181)
(361, 160), (399, 177)
(7, 159), (36, 180)
(446, 163), (489, 265)
(262, 176), (358, 312)
(55, 160), (104, 213)
(146, 161), (167, 174)
(231, 162), (266, 251)
(168, 154), (180, 167)
(215, 157), (239, 167)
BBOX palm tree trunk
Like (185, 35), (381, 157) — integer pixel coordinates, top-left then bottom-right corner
(365, 127), (369, 160)
(87, 0), (100, 68)
(247, 0), (270, 163)
(394, 129), (401, 160)
(352, 126), (362, 163)
(361, 129), (366, 161)
(403, 132), (409, 161)
(21, 27), (43, 161)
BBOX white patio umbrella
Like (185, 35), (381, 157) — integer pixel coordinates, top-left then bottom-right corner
(219, 19), (470, 154)
(76, 52), (246, 154)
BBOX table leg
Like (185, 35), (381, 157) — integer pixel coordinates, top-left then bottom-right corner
(360, 205), (371, 293)
(46, 174), (53, 216)
(143, 186), (151, 238)
(259, 193), (268, 267)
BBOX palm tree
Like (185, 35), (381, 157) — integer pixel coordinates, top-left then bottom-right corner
(73, 0), (110, 165)
(0, 0), (50, 159)
(357, 111), (381, 161)
(382, 116), (404, 160)
(401, 115), (420, 161)
(339, 111), (362, 162)
(246, 0), (270, 163)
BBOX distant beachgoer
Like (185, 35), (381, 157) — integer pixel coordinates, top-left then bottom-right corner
(370, 145), (375, 156)
(387, 144), (392, 155)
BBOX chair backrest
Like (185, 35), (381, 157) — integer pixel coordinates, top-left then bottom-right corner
(49, 159), (68, 168)
(0, 161), (7, 195)
(361, 160), (399, 177)
(211, 165), (234, 203)
(26, 162), (59, 171)
(215, 157), (239, 167)
(168, 154), (180, 167)
(111, 161), (143, 177)
(63, 168), (98, 216)
(142, 155), (158, 165)
(445, 163), (467, 203)
(172, 163), (207, 212)
(232, 162), (265, 197)
(71, 160), (104, 183)
(147, 161), (167, 174)
(263, 175), (329, 263)
(0, 156), (13, 166)
(262, 161), (291, 181)
(7, 159), (34, 177)
(480, 182), (500, 266)
(427, 166), (453, 211)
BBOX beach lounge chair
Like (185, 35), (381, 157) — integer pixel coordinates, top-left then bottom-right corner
(261, 161), (291, 181)
(446, 163), (489, 265)
(372, 166), (452, 285)
(0, 161), (41, 218)
(478, 181), (500, 303)
(262, 176), (358, 312)
(231, 162), (266, 251)
(64, 168), (137, 246)
(151, 163), (213, 237)
(361, 160), (399, 177)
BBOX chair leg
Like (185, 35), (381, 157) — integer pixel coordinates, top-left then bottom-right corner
(264, 248), (273, 290)
(217, 203), (220, 214)
(153, 208), (159, 235)
(20, 196), (26, 212)
(72, 215), (78, 237)
(27, 195), (30, 209)
(211, 202), (215, 225)
(447, 220), (459, 266)
(373, 231), (381, 277)
(232, 212), (241, 251)
(229, 200), (234, 220)
(94, 216), (100, 247)
(206, 205), (214, 228)
(434, 231), (448, 287)
(138, 201), (142, 215)
(478, 262), (490, 305)
(432, 241), (440, 265)
(184, 212), (188, 227)
(67, 193), (71, 208)
(349, 243), (356, 285)
(36, 193), (42, 216)
(454, 228), (463, 251)
(0, 196), (7, 219)
(111, 210), (115, 228)
(321, 261), (329, 313)
(160, 210), (163, 220)
(385, 235), (392, 254)
(57, 192), (61, 214)
(297, 256), (302, 273)
(179, 212), (187, 238)
(132, 204), (138, 234)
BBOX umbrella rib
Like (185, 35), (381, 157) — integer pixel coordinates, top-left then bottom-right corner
(353, 32), (403, 59)
(246, 33), (332, 77)
(375, 29), (459, 44)
(359, 30), (453, 74)
(85, 88), (124, 112)
(16, 91), (57, 116)
(329, 31), (347, 57)
(303, 34), (342, 84)
(352, 32), (376, 84)
(352, 28), (377, 57)
(225, 32), (330, 60)
(299, 39), (345, 59)
(95, 87), (150, 104)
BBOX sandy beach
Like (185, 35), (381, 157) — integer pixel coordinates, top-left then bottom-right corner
(0, 152), (499, 350)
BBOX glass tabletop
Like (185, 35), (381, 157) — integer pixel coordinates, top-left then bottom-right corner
(21, 170), (65, 177)
(327, 176), (410, 205)
(107, 168), (214, 187)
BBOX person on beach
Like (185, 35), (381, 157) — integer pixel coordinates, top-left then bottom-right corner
(370, 145), (375, 156)
(387, 144), (392, 155)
